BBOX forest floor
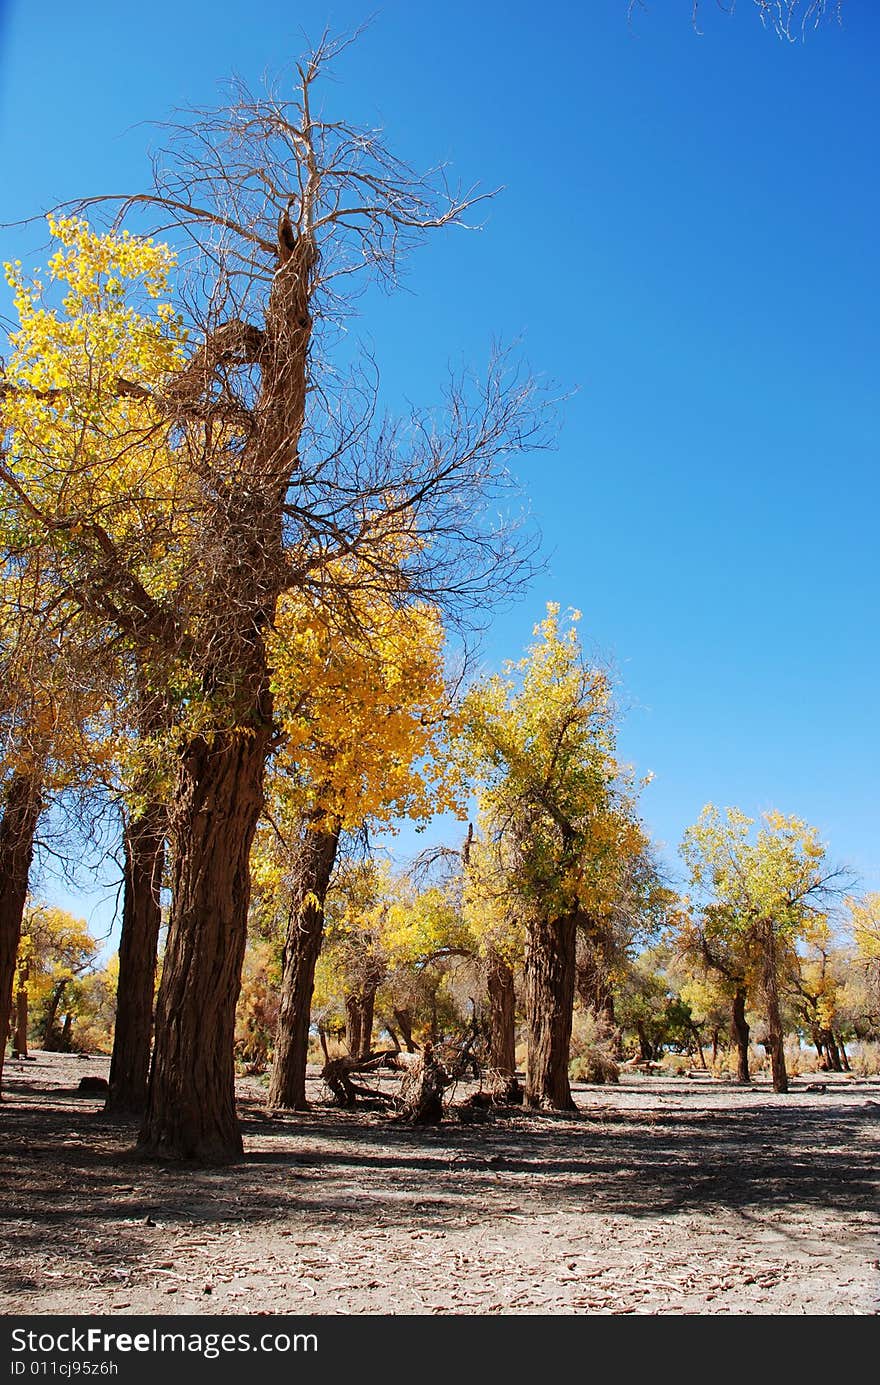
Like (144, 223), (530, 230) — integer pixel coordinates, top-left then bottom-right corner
(1, 1050), (878, 1317)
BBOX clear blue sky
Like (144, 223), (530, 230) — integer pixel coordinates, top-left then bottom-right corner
(1, 1), (877, 937)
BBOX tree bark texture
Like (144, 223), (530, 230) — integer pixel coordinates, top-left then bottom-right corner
(346, 988), (377, 1062)
(106, 803), (166, 1114)
(0, 772), (42, 1091)
(393, 1009), (418, 1053)
(138, 727), (270, 1160)
(267, 826), (340, 1110)
(731, 985), (751, 1084)
(485, 948), (520, 1099)
(524, 911), (577, 1111)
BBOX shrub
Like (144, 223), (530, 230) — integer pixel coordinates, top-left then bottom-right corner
(569, 1008), (620, 1085)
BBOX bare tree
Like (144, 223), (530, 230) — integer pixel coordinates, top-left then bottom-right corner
(628, 0), (843, 41)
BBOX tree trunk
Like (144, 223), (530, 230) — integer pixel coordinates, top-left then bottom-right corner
(138, 727), (270, 1161)
(106, 804), (166, 1114)
(485, 947), (520, 1100)
(822, 1029), (843, 1072)
(359, 988), (376, 1059)
(267, 825), (340, 1111)
(836, 1034), (850, 1072)
(398, 1043), (447, 1123)
(692, 1026), (708, 1070)
(345, 994), (363, 1060)
(524, 912), (577, 1111)
(345, 987), (377, 1061)
(761, 924), (788, 1094)
(393, 1008), (418, 1053)
(0, 771), (42, 1092)
(636, 1021), (654, 1062)
(42, 980), (68, 1050)
(731, 986), (750, 1084)
(13, 961), (28, 1056)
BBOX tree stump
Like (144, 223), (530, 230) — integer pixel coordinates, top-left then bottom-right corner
(396, 1043), (448, 1123)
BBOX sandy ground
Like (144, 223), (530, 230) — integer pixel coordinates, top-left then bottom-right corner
(0, 1050), (877, 1316)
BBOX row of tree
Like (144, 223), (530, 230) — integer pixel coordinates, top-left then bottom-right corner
(6, 593), (880, 1132)
(0, 16), (865, 1160)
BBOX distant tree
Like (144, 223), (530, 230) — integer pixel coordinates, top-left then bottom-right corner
(680, 806), (844, 1092)
(16, 904), (100, 1052)
(628, 0), (844, 42)
(460, 605), (652, 1110)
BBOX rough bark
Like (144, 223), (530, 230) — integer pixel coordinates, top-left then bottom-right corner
(346, 987), (377, 1062)
(837, 1034), (850, 1072)
(138, 726), (270, 1160)
(485, 948), (520, 1101)
(322, 1049), (398, 1107)
(393, 1008), (418, 1053)
(267, 825), (340, 1111)
(397, 1043), (448, 1123)
(731, 985), (751, 1084)
(105, 803), (166, 1114)
(345, 995), (363, 1060)
(524, 911), (578, 1111)
(0, 772), (42, 1092)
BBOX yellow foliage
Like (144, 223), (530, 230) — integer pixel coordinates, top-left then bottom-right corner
(459, 603), (649, 929)
(849, 894), (880, 961)
(261, 583), (459, 861)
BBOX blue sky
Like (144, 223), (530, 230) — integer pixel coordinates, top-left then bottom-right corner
(1, 1), (877, 937)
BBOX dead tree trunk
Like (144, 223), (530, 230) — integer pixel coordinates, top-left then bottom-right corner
(731, 985), (751, 1084)
(139, 726), (270, 1160)
(0, 772), (42, 1092)
(106, 803), (166, 1115)
(524, 911), (578, 1111)
(485, 947), (520, 1101)
(267, 825), (340, 1111)
(397, 1043), (448, 1123)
